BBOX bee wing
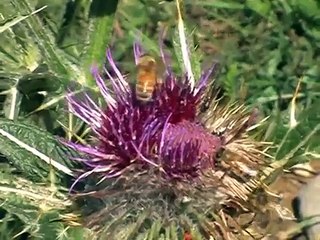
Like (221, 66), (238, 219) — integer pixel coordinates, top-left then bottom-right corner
(156, 56), (166, 85)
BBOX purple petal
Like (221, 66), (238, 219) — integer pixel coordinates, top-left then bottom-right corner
(159, 113), (172, 155)
(69, 169), (95, 193)
(106, 48), (129, 94)
(91, 65), (116, 108)
(132, 142), (161, 169)
(62, 140), (114, 159)
(195, 62), (218, 95)
(66, 93), (102, 129)
(102, 66), (126, 104)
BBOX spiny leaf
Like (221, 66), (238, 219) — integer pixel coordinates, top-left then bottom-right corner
(55, 0), (90, 58)
(125, 209), (150, 240)
(56, 226), (92, 240)
(0, 73), (20, 90)
(28, 85), (84, 114)
(0, 5), (47, 33)
(82, 0), (119, 86)
(173, 0), (200, 85)
(17, 71), (62, 94)
(0, 162), (87, 239)
(0, 118), (79, 183)
(168, 222), (178, 240)
(0, 175), (70, 220)
(36, 212), (89, 240)
(272, 101), (320, 163)
(11, 0), (73, 83)
(147, 219), (162, 240)
(3, 85), (22, 120)
(172, 2), (202, 81)
(0, 168), (72, 239)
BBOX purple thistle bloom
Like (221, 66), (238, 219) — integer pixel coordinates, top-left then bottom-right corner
(61, 7), (274, 237)
(65, 42), (222, 190)
(62, 38), (273, 239)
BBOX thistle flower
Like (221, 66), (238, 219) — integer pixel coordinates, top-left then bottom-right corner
(65, 43), (224, 184)
(63, 40), (271, 239)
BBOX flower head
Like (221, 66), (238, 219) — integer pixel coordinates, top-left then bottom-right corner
(65, 42), (222, 186)
(64, 40), (270, 239)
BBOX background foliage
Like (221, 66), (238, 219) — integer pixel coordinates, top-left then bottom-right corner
(0, 0), (320, 239)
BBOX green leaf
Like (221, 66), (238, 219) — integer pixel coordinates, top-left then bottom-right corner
(123, 209), (150, 239)
(0, 5), (47, 34)
(272, 101), (320, 164)
(168, 222), (178, 240)
(172, 25), (202, 80)
(147, 219), (162, 239)
(291, 0), (320, 18)
(55, 0), (91, 58)
(246, 0), (271, 18)
(3, 85), (22, 120)
(0, 118), (78, 183)
(0, 173), (71, 220)
(37, 212), (90, 240)
(190, 0), (244, 9)
(11, 0), (74, 83)
(224, 63), (239, 100)
(18, 71), (62, 94)
(0, 166), (74, 239)
(56, 226), (92, 240)
(82, 0), (119, 86)
(28, 88), (83, 114)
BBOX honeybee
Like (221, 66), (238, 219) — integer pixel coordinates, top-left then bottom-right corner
(135, 54), (165, 103)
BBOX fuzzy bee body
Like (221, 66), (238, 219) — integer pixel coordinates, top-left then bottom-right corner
(135, 55), (164, 103)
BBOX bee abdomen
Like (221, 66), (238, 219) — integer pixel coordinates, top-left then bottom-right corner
(136, 84), (154, 93)
(136, 90), (153, 101)
(136, 94), (153, 102)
